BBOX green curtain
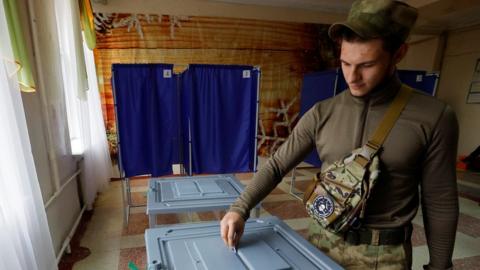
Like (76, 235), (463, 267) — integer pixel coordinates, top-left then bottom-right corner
(3, 0), (36, 92)
(79, 0), (96, 50)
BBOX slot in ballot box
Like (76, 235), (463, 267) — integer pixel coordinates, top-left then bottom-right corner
(145, 216), (344, 270)
(147, 174), (261, 227)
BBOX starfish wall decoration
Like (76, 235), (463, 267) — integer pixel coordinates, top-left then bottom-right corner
(94, 13), (190, 39)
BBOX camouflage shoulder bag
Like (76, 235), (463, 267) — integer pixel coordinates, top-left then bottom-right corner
(303, 85), (413, 233)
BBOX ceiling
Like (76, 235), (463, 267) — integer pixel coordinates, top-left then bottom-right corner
(210, 0), (480, 34)
(210, 0), (354, 13)
(210, 0), (439, 11)
(92, 0), (480, 35)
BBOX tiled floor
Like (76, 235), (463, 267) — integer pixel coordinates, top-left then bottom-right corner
(69, 164), (480, 270)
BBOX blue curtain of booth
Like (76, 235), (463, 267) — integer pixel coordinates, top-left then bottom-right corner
(397, 70), (438, 95)
(335, 69), (437, 95)
(181, 64), (258, 174)
(112, 64), (180, 177)
(300, 69), (438, 167)
(113, 64), (258, 177)
(299, 71), (337, 166)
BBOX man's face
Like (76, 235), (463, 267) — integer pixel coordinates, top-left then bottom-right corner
(340, 38), (396, 97)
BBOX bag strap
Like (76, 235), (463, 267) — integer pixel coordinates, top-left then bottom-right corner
(302, 172), (321, 204)
(355, 84), (413, 167)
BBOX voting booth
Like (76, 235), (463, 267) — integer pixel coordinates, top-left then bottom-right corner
(111, 64), (260, 224)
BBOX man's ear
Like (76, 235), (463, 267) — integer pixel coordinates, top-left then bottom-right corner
(394, 43), (409, 64)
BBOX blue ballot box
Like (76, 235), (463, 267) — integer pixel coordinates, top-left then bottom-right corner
(145, 216), (344, 270)
(147, 174), (260, 227)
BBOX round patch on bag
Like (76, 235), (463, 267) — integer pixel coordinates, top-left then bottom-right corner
(313, 196), (334, 218)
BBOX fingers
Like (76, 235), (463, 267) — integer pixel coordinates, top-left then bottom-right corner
(220, 219), (229, 246)
(220, 212), (245, 249)
(227, 225), (235, 248)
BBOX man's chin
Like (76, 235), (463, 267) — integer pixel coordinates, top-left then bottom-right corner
(349, 88), (370, 97)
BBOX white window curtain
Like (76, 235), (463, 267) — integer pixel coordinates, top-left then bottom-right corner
(81, 41), (112, 207)
(0, 1), (57, 269)
(54, 0), (111, 208)
(54, 0), (88, 155)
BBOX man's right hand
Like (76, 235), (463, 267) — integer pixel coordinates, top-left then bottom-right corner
(220, 211), (245, 249)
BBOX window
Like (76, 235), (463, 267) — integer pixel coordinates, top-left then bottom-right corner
(54, 0), (88, 155)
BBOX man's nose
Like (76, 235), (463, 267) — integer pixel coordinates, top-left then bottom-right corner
(347, 67), (360, 83)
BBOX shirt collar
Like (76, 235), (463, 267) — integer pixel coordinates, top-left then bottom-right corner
(348, 72), (402, 106)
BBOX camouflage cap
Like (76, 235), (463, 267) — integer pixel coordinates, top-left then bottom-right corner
(328, 0), (418, 42)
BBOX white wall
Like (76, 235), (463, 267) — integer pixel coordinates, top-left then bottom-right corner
(399, 35), (444, 72)
(399, 26), (480, 155)
(436, 25), (480, 155)
(18, 0), (82, 256)
(397, 30), (480, 156)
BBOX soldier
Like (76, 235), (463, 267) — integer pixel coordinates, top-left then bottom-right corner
(221, 0), (459, 269)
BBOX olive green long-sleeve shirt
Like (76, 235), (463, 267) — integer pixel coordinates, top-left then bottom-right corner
(230, 74), (459, 269)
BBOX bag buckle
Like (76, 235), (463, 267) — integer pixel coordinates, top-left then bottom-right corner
(371, 229), (380, 246)
(355, 142), (381, 167)
(360, 142), (380, 160)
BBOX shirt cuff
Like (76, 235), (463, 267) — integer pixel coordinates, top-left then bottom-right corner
(228, 206), (250, 221)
